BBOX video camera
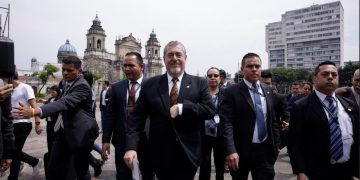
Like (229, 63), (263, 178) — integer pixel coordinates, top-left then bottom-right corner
(0, 36), (15, 83)
(0, 4), (15, 83)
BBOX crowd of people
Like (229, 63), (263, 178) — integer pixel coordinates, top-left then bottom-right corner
(0, 40), (359, 180)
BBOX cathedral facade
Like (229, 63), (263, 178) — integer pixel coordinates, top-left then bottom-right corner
(80, 14), (163, 82)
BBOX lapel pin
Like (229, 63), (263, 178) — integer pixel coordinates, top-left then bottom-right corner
(266, 91), (270, 94)
(186, 85), (190, 88)
(347, 108), (352, 112)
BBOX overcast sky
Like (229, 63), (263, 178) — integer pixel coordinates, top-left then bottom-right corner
(1, 0), (358, 77)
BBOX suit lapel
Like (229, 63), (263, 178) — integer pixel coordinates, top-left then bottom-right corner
(157, 74), (170, 111)
(261, 83), (272, 121)
(120, 80), (128, 107)
(239, 81), (255, 112)
(178, 73), (191, 103)
(337, 95), (357, 128)
(309, 92), (329, 125)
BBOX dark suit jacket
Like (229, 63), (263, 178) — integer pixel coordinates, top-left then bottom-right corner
(288, 92), (359, 178)
(126, 73), (215, 166)
(40, 76), (99, 149)
(219, 81), (281, 163)
(0, 96), (15, 160)
(336, 87), (359, 106)
(102, 79), (130, 149)
(273, 92), (289, 123)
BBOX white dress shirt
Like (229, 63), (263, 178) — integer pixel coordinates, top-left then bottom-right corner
(315, 89), (353, 164)
(243, 79), (268, 143)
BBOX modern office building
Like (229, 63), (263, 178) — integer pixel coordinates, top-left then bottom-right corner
(266, 1), (344, 70)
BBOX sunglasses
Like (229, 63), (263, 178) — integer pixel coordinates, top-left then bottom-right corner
(207, 74), (219, 78)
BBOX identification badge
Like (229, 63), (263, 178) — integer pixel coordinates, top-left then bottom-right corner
(214, 115), (220, 123)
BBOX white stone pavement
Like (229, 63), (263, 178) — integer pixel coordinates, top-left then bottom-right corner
(0, 105), (296, 180)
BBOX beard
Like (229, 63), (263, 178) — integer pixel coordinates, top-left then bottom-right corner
(169, 67), (182, 76)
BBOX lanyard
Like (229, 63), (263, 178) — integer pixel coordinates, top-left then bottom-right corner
(212, 93), (219, 113)
(320, 98), (338, 120)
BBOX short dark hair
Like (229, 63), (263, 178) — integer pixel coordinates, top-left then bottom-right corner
(49, 85), (60, 95)
(314, 61), (336, 75)
(62, 56), (82, 69)
(302, 81), (313, 91)
(82, 71), (94, 86)
(104, 80), (110, 86)
(125, 52), (143, 65)
(291, 82), (300, 86)
(219, 69), (227, 78)
(241, 53), (261, 69)
(13, 71), (19, 80)
(261, 71), (272, 78)
(207, 67), (220, 75)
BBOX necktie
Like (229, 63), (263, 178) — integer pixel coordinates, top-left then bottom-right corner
(251, 83), (266, 141)
(170, 78), (179, 107)
(54, 84), (70, 132)
(325, 96), (343, 161)
(128, 81), (137, 107)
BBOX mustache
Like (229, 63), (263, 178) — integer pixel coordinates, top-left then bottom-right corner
(169, 60), (181, 65)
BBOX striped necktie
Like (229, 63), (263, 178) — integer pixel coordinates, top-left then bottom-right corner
(325, 96), (343, 161)
(170, 78), (179, 107)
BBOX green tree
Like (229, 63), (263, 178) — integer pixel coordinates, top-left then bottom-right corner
(338, 62), (359, 87)
(32, 64), (59, 93)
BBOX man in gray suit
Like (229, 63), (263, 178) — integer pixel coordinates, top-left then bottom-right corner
(12, 56), (99, 180)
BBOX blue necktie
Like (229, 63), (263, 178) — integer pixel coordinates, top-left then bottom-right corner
(251, 84), (266, 141)
(325, 96), (343, 161)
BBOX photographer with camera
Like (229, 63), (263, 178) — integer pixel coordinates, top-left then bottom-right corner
(199, 67), (225, 180)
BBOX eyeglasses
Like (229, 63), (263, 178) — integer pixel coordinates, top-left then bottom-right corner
(207, 74), (220, 78)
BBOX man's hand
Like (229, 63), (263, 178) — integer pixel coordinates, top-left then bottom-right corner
(0, 84), (13, 102)
(123, 150), (137, 170)
(226, 153), (239, 171)
(35, 124), (42, 134)
(102, 143), (111, 161)
(11, 103), (35, 119)
(0, 159), (12, 173)
(297, 173), (309, 180)
(170, 104), (179, 118)
(281, 121), (289, 132)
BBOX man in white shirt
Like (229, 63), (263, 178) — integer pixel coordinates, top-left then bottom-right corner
(8, 73), (42, 179)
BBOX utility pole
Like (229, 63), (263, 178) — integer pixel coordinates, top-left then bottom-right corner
(0, 4), (10, 37)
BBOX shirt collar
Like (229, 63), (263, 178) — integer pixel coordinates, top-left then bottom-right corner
(167, 72), (184, 84)
(314, 88), (336, 102)
(243, 79), (260, 89)
(128, 74), (144, 85)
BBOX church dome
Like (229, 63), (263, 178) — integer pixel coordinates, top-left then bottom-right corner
(57, 39), (77, 57)
(31, 57), (37, 62)
(146, 29), (160, 46)
(93, 14), (101, 25)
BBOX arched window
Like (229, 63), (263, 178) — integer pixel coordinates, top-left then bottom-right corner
(97, 40), (101, 49)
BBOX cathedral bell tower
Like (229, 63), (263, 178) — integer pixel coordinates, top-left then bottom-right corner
(144, 29), (163, 77)
(85, 14), (107, 52)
